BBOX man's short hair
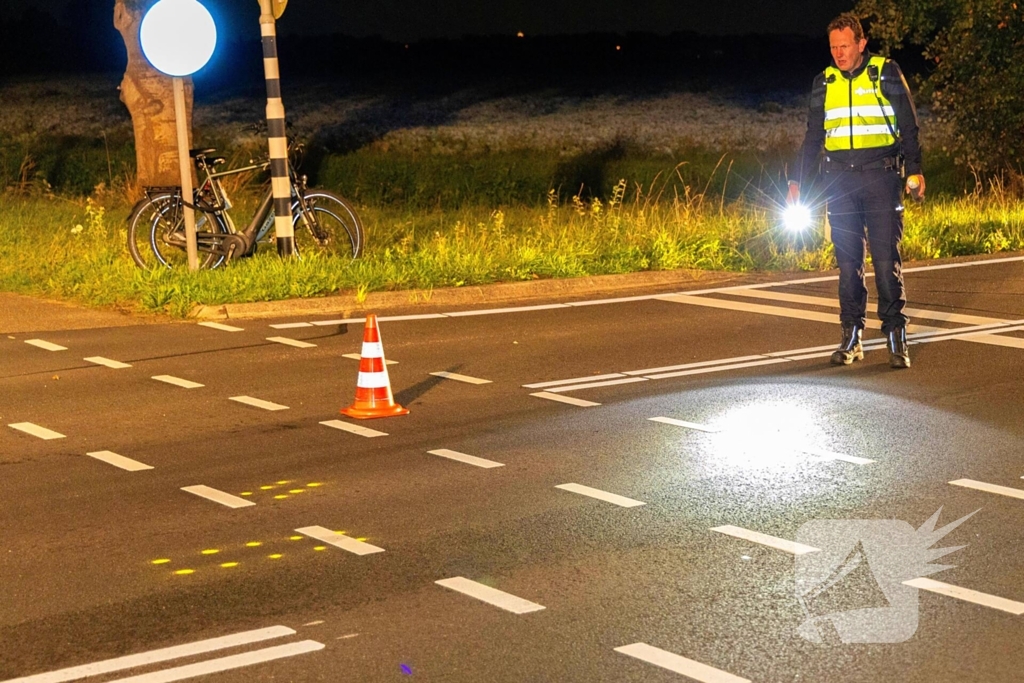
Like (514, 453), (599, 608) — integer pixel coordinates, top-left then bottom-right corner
(828, 12), (866, 42)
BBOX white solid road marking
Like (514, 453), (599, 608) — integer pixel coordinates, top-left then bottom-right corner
(949, 478), (1024, 500)
(529, 319), (1024, 393)
(109, 640), (325, 683)
(260, 256), (1024, 328)
(0, 625), (296, 683)
(529, 392), (601, 407)
(84, 357), (132, 369)
(435, 577), (546, 614)
(649, 416), (721, 433)
(615, 643), (751, 683)
(522, 374), (626, 389)
(311, 318), (364, 326)
(8, 423), (65, 440)
(295, 526), (385, 555)
(555, 483), (645, 508)
(657, 293), (843, 325)
(320, 419), (388, 438)
(445, 303), (568, 317)
(343, 353), (397, 365)
(380, 313), (448, 322)
(152, 375), (204, 389)
(229, 396), (289, 411)
(623, 355), (767, 377)
(197, 322), (244, 332)
(711, 525), (820, 555)
(545, 377), (648, 393)
(24, 339), (67, 351)
(429, 371), (493, 384)
(266, 336), (317, 348)
(269, 322), (314, 329)
(904, 577), (1024, 615)
(732, 288), (1009, 326)
(645, 357), (791, 379)
(181, 485), (256, 509)
(86, 451), (153, 472)
(428, 449), (504, 468)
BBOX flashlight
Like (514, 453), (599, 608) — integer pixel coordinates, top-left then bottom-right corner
(783, 203), (813, 232)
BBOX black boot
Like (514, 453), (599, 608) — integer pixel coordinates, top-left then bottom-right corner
(887, 327), (911, 368)
(830, 324), (864, 365)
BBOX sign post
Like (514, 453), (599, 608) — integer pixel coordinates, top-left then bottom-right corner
(140, 0), (217, 271)
(257, 0), (294, 257)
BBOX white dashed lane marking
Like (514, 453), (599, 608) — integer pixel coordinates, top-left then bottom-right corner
(435, 577), (545, 614)
(295, 526), (385, 556)
(904, 578), (1024, 615)
(0, 625), (298, 683)
(198, 322), (244, 332)
(529, 392), (600, 407)
(181, 485), (256, 509)
(711, 525), (820, 555)
(266, 337), (316, 348)
(428, 449), (504, 468)
(229, 396), (289, 411)
(555, 483), (645, 508)
(24, 339), (67, 351)
(8, 423), (65, 440)
(429, 371), (492, 385)
(649, 416), (721, 433)
(84, 356), (132, 369)
(152, 375), (204, 389)
(320, 420), (388, 438)
(86, 451), (153, 472)
(949, 479), (1024, 500)
(615, 643), (751, 683)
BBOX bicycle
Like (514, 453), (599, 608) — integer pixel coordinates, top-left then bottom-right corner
(127, 143), (363, 269)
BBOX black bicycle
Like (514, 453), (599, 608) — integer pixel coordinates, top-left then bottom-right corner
(127, 144), (363, 269)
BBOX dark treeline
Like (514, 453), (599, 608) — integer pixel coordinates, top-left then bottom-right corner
(0, 4), (927, 94)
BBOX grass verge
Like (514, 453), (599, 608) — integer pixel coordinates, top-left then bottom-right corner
(1, 180), (1022, 318)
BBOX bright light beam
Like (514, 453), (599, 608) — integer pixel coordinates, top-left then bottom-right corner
(783, 203), (813, 233)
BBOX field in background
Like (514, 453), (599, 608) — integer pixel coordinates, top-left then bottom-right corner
(0, 74), (1019, 317)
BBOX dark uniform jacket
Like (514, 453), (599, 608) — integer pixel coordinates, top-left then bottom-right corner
(795, 50), (922, 186)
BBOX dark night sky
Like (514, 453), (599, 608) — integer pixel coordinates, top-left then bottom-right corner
(16, 0), (855, 41)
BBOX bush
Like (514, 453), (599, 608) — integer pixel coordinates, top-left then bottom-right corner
(856, 0), (1024, 174)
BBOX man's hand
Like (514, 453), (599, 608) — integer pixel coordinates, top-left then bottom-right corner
(787, 181), (800, 204)
(905, 174), (925, 202)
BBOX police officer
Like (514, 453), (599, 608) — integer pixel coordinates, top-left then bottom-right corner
(788, 12), (924, 369)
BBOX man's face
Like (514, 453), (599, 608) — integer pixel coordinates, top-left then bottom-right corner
(829, 27), (867, 72)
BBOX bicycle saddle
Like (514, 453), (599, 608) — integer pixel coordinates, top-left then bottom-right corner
(189, 148), (217, 158)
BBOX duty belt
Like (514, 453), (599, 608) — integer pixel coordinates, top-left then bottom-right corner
(823, 157), (900, 172)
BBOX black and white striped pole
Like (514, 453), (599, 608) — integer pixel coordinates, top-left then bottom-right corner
(257, 0), (294, 257)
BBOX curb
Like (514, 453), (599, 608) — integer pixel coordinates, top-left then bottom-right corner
(188, 250), (1024, 321)
(190, 268), (753, 320)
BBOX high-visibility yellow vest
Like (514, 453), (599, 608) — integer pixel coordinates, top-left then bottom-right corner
(823, 55), (897, 151)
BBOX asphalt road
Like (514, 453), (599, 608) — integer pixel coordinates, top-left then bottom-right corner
(2, 255), (1024, 683)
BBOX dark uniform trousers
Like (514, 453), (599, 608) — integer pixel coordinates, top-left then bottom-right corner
(825, 166), (909, 334)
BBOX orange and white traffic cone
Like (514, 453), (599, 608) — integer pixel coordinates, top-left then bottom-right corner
(340, 314), (409, 419)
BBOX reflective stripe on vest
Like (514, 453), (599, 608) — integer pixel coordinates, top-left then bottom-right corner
(823, 55), (897, 151)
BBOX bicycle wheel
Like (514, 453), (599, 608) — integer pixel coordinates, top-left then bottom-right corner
(292, 190), (364, 258)
(127, 192), (229, 270)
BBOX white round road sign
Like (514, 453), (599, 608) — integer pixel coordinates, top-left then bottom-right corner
(140, 0), (217, 77)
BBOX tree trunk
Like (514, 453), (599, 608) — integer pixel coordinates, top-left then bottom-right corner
(114, 0), (194, 188)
